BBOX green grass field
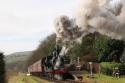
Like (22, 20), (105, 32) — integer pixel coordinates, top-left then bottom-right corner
(8, 73), (49, 83)
(8, 72), (125, 83)
(83, 74), (125, 83)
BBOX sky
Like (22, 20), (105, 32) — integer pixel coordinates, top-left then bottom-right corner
(0, 0), (79, 55)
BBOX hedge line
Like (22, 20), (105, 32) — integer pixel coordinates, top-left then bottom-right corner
(100, 62), (125, 75)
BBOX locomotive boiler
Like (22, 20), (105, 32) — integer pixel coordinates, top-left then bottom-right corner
(28, 45), (74, 80)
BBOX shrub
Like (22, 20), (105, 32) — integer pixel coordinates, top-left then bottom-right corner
(100, 62), (125, 76)
(119, 63), (125, 75)
(0, 53), (6, 83)
(95, 36), (125, 62)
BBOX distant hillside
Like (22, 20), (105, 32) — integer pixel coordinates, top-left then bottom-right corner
(5, 51), (33, 72)
(7, 51), (33, 56)
(5, 51), (33, 63)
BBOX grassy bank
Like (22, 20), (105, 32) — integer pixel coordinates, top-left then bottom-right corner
(7, 72), (125, 83)
(8, 73), (49, 83)
(83, 74), (125, 83)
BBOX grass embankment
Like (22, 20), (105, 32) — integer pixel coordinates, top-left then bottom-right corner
(8, 72), (125, 83)
(8, 73), (49, 83)
(83, 74), (125, 83)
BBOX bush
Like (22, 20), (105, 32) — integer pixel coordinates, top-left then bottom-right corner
(94, 36), (125, 62)
(119, 63), (125, 75)
(100, 62), (125, 76)
(0, 53), (6, 83)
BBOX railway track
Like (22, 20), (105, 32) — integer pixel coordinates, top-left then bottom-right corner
(42, 77), (84, 83)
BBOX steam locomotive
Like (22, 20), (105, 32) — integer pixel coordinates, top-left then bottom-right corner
(28, 45), (74, 80)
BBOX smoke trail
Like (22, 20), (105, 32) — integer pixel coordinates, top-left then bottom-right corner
(76, 0), (125, 40)
(54, 0), (125, 55)
(54, 15), (88, 44)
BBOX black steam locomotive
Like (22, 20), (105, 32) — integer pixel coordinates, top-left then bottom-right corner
(28, 45), (74, 80)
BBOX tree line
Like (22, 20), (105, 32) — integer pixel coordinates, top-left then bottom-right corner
(28, 34), (56, 66)
(28, 32), (125, 66)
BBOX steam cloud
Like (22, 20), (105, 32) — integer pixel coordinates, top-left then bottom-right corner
(54, 0), (125, 45)
(54, 16), (85, 44)
(76, 0), (125, 40)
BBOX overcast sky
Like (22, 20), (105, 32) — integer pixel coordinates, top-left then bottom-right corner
(0, 0), (79, 55)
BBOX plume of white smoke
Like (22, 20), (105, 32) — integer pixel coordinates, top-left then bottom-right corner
(54, 15), (85, 55)
(76, 0), (125, 40)
(54, 0), (125, 55)
(54, 15), (85, 44)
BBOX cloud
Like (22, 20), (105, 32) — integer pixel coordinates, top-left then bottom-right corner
(0, 0), (78, 54)
(0, 42), (38, 55)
